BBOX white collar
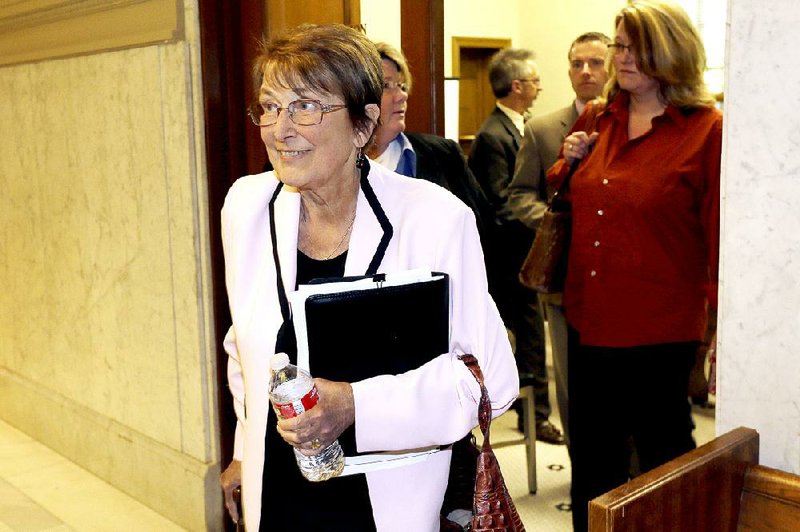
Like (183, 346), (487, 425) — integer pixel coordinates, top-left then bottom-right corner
(496, 101), (525, 136)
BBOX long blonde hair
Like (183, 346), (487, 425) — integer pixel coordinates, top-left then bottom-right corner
(605, 0), (715, 108)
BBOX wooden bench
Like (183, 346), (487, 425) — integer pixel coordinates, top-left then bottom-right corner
(588, 427), (800, 531)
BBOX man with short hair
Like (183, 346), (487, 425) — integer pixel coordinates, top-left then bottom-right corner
(469, 48), (565, 444)
(470, 48), (541, 227)
(508, 32), (611, 450)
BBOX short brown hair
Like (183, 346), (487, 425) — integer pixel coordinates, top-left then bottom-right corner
(606, 0), (715, 108)
(568, 32), (611, 60)
(252, 23), (383, 140)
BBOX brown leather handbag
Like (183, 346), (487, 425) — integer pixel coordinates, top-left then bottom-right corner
(519, 103), (601, 294)
(459, 354), (526, 532)
(518, 193), (571, 294)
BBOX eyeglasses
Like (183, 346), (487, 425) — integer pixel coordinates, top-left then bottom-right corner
(517, 78), (542, 86)
(248, 99), (347, 127)
(383, 80), (408, 93)
(570, 58), (606, 70)
(608, 43), (635, 56)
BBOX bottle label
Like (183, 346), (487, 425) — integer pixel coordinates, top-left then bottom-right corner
(273, 385), (319, 419)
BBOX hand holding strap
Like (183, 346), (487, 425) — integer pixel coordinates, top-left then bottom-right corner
(551, 101), (604, 206)
(458, 354), (526, 531)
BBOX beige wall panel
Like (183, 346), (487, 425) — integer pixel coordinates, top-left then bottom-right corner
(0, 0), (220, 527)
(0, 0), (182, 66)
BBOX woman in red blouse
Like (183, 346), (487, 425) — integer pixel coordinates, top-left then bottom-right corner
(547, 2), (722, 530)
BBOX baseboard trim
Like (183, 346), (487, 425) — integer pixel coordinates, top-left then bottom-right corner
(0, 368), (222, 530)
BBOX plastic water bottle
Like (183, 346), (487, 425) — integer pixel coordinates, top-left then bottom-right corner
(268, 352), (345, 481)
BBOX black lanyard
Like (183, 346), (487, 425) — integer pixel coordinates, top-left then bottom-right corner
(268, 160), (393, 355)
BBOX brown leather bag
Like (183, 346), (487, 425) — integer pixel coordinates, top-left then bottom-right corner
(519, 103), (602, 294)
(518, 202), (571, 294)
(459, 354), (526, 532)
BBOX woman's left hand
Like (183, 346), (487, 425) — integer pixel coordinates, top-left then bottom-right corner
(276, 378), (355, 455)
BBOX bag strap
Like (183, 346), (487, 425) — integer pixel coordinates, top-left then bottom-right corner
(458, 354), (493, 440)
(551, 101), (604, 203)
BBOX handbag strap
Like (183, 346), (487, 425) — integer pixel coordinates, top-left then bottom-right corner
(458, 354), (493, 440)
(552, 101), (603, 202)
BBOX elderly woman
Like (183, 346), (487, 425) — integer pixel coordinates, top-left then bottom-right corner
(218, 24), (517, 531)
(548, 2), (723, 530)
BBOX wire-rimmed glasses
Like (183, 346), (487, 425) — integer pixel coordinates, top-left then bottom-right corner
(248, 99), (348, 127)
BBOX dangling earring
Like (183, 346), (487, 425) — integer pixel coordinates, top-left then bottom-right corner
(356, 147), (366, 168)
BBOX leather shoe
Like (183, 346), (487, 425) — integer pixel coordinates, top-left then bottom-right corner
(535, 420), (565, 445)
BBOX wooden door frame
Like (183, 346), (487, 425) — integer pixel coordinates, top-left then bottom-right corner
(197, 5), (264, 526)
(451, 37), (510, 151)
(198, 4), (369, 527)
(451, 36), (511, 78)
(400, 0), (444, 135)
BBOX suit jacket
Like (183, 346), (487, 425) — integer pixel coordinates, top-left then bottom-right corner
(468, 106), (522, 224)
(406, 132), (487, 215)
(508, 104), (578, 230)
(221, 161), (518, 531)
(404, 131), (494, 247)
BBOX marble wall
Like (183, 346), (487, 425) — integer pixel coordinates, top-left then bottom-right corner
(0, 1), (221, 529)
(717, 0), (800, 474)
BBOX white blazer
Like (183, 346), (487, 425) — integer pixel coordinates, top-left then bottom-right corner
(221, 162), (518, 531)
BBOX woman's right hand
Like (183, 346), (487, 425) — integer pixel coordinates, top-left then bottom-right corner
(563, 131), (599, 164)
(276, 378), (355, 455)
(220, 459), (242, 523)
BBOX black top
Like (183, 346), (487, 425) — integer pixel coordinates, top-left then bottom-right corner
(261, 250), (376, 532)
(296, 250), (348, 286)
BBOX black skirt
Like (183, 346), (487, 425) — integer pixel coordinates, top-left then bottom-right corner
(260, 250), (376, 531)
(260, 407), (376, 531)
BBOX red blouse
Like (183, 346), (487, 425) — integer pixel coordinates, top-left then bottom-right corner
(547, 93), (722, 347)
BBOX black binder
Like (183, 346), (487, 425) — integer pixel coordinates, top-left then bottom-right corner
(290, 270), (450, 455)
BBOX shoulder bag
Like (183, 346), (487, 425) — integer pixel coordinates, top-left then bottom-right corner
(519, 104), (601, 294)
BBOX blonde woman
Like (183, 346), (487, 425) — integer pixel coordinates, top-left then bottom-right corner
(548, 2), (722, 530)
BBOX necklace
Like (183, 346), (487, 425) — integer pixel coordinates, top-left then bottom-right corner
(323, 209), (357, 260)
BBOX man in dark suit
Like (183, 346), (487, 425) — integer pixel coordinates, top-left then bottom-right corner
(468, 48), (564, 444)
(508, 32), (610, 451)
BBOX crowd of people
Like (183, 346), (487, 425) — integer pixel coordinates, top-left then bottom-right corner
(218, 1), (721, 530)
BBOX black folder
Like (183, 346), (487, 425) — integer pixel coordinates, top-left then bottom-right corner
(290, 271), (450, 455)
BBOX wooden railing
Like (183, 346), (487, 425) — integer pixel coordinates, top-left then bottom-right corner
(588, 427), (800, 531)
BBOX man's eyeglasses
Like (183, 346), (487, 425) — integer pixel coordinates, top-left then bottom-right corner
(517, 78), (542, 86)
(383, 80), (408, 93)
(608, 43), (635, 56)
(570, 58), (606, 70)
(248, 99), (347, 127)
